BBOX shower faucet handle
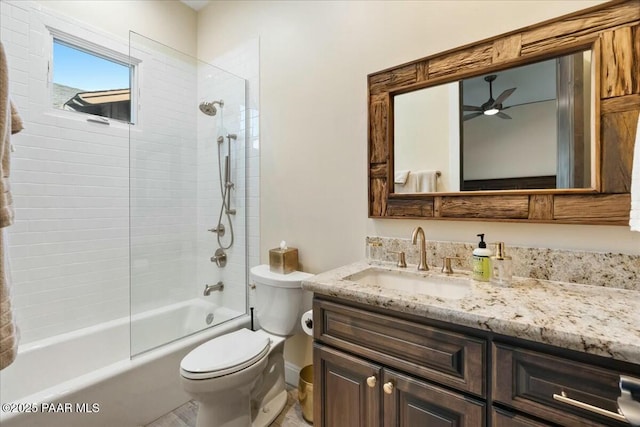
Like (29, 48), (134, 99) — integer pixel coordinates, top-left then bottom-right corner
(211, 248), (227, 268)
(208, 224), (225, 236)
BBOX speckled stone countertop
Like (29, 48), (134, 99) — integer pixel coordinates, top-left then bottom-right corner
(302, 261), (640, 364)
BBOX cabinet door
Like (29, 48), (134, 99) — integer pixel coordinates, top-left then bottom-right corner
(314, 344), (382, 427)
(382, 369), (485, 427)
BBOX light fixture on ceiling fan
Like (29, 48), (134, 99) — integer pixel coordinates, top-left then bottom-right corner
(463, 74), (516, 121)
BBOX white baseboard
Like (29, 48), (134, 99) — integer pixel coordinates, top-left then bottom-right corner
(284, 361), (301, 387)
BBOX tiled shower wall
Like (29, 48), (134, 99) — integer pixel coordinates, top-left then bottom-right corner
(2, 0), (131, 343)
(205, 39), (260, 310)
(129, 35), (199, 315)
(1, 0), (258, 343)
(195, 59), (248, 315)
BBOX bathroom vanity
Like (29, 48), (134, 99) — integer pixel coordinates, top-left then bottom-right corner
(303, 262), (640, 426)
(338, 0), (640, 423)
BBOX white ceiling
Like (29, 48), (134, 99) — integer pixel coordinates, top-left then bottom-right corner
(179, 0), (211, 12)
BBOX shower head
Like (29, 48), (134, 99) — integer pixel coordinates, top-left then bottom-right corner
(199, 102), (216, 116)
(199, 99), (224, 116)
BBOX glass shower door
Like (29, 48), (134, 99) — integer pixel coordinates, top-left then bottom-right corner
(129, 32), (247, 356)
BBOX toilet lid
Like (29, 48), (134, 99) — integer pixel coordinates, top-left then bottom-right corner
(250, 265), (314, 288)
(180, 329), (270, 380)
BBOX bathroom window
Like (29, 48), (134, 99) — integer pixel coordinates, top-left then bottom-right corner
(51, 35), (137, 124)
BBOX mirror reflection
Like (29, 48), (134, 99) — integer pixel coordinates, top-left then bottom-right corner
(393, 49), (593, 193)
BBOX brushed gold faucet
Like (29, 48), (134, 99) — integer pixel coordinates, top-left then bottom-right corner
(411, 227), (428, 271)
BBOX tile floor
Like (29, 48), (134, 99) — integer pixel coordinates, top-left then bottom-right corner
(145, 388), (312, 427)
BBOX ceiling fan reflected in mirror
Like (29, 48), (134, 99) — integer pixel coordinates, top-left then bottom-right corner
(463, 75), (516, 121)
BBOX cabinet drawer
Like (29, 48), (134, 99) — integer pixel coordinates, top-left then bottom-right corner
(492, 408), (551, 426)
(493, 343), (629, 426)
(314, 299), (485, 396)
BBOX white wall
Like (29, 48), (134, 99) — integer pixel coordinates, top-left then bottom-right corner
(394, 84), (453, 192)
(464, 100), (557, 180)
(196, 0), (639, 368)
(34, 0), (197, 57)
(197, 0), (637, 267)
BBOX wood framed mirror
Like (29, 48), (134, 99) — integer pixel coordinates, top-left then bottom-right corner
(368, 0), (639, 225)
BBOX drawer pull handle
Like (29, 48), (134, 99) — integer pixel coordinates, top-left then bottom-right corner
(553, 391), (627, 422)
(383, 382), (394, 395)
(619, 375), (640, 425)
(366, 376), (377, 388)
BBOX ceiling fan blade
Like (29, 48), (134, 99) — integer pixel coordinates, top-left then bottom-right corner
(463, 105), (482, 112)
(496, 112), (512, 120)
(491, 87), (516, 107)
(463, 112), (483, 121)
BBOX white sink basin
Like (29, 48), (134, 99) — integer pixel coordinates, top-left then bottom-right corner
(344, 268), (471, 300)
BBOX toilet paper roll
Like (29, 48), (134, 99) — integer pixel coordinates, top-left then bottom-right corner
(301, 310), (313, 336)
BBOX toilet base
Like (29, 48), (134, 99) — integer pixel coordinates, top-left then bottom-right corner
(252, 389), (287, 427)
(181, 330), (290, 427)
(194, 388), (253, 427)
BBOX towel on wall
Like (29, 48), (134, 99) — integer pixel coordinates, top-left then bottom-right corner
(394, 170), (410, 185)
(0, 229), (17, 370)
(630, 111), (640, 232)
(412, 170), (438, 192)
(395, 170), (438, 193)
(0, 41), (22, 371)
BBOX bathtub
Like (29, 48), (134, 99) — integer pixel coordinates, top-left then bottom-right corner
(0, 299), (248, 427)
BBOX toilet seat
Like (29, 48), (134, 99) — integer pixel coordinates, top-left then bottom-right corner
(180, 329), (270, 380)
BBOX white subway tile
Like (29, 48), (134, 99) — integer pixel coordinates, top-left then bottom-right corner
(2, 2), (259, 343)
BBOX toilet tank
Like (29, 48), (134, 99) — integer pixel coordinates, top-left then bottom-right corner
(250, 265), (314, 336)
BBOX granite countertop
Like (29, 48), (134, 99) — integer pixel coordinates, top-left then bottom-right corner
(302, 261), (640, 364)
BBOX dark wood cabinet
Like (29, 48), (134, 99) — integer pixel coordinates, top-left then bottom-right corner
(312, 296), (640, 427)
(383, 369), (485, 427)
(314, 298), (486, 396)
(314, 344), (381, 427)
(313, 297), (486, 427)
(492, 408), (551, 427)
(314, 343), (484, 427)
(492, 343), (632, 427)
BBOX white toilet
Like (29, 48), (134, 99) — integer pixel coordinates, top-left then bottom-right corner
(180, 265), (313, 427)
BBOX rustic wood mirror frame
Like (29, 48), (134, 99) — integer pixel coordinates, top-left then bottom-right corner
(368, 0), (639, 225)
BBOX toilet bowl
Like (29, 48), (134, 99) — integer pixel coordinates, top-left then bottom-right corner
(180, 265), (313, 427)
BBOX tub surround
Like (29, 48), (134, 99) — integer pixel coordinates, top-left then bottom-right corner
(302, 260), (640, 364)
(367, 236), (640, 291)
(0, 301), (248, 427)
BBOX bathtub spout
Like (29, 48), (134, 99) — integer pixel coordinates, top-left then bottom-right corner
(204, 282), (224, 296)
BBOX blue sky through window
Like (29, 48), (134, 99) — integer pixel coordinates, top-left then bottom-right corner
(53, 40), (130, 91)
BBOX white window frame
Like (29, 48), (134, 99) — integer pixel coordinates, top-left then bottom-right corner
(46, 26), (141, 127)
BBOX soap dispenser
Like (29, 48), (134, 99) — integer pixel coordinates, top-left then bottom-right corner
(491, 242), (513, 285)
(472, 234), (492, 282)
